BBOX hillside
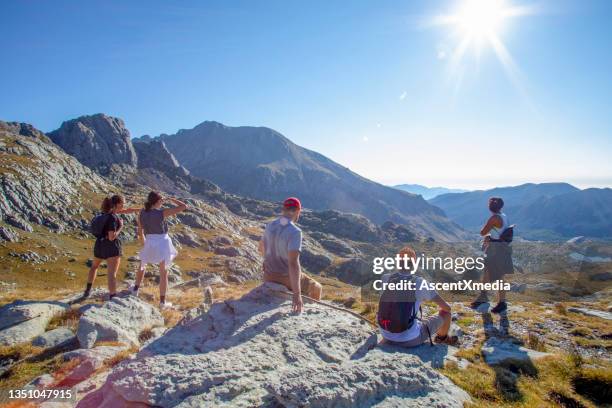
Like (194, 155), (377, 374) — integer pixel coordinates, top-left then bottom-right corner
(1, 118), (610, 408)
(517, 188), (612, 239)
(150, 121), (465, 241)
(428, 183), (612, 239)
(394, 184), (468, 200)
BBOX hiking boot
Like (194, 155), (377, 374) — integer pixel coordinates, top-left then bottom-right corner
(470, 300), (486, 310)
(129, 285), (139, 297)
(434, 334), (459, 346)
(159, 301), (173, 310)
(490, 302), (507, 314)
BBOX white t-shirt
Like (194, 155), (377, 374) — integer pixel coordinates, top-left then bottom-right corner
(379, 274), (437, 343)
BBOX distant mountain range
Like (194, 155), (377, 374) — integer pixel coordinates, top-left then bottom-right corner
(140, 121), (465, 240)
(430, 183), (612, 240)
(393, 184), (469, 200)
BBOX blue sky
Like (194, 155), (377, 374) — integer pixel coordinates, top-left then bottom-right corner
(1, 0), (610, 189)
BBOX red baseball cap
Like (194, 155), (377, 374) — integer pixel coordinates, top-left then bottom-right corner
(283, 197), (301, 210)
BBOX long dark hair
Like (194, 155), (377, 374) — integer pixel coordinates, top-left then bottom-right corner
(144, 191), (162, 211)
(101, 195), (124, 213)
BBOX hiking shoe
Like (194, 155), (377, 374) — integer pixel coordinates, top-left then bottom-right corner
(129, 285), (139, 297)
(434, 334), (459, 346)
(159, 301), (173, 310)
(470, 300), (486, 310)
(82, 290), (91, 299)
(490, 302), (507, 314)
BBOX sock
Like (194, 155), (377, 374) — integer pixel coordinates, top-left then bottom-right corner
(160, 295), (166, 304)
(85, 283), (92, 293)
(109, 293), (116, 300)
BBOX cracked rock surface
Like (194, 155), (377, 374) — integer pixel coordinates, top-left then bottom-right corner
(79, 283), (469, 407)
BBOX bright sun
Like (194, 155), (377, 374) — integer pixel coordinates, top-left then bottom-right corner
(432, 0), (536, 88)
(456, 0), (507, 41)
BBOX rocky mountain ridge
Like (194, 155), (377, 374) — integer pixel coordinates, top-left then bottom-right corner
(430, 183), (612, 240)
(143, 120), (466, 241)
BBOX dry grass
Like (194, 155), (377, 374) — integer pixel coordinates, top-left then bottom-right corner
(443, 354), (605, 407)
(102, 346), (138, 369)
(526, 332), (547, 352)
(46, 307), (81, 331)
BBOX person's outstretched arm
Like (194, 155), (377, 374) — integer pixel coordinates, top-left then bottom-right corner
(116, 207), (141, 214)
(288, 250), (303, 313)
(163, 198), (188, 218)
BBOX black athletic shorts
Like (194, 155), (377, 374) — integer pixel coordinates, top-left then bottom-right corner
(94, 238), (122, 259)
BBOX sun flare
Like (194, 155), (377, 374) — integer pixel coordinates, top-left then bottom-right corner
(456, 0), (506, 41)
(432, 0), (537, 91)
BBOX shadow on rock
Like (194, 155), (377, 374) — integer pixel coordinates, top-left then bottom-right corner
(480, 312), (541, 402)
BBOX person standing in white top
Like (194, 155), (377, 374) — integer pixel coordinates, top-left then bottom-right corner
(471, 197), (514, 314)
(133, 191), (187, 309)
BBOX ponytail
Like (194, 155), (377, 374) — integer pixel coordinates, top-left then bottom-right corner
(101, 196), (112, 213)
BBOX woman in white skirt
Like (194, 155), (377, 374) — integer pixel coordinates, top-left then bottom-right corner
(132, 191), (187, 309)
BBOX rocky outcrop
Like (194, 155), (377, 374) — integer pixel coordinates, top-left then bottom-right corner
(76, 296), (164, 348)
(32, 327), (75, 348)
(47, 114), (137, 175)
(0, 300), (68, 346)
(78, 283), (469, 407)
(132, 137), (189, 177)
(0, 121), (50, 142)
(567, 306), (612, 321)
(481, 337), (552, 365)
(0, 123), (108, 232)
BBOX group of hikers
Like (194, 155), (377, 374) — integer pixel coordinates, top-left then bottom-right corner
(84, 191), (187, 309)
(86, 191), (513, 348)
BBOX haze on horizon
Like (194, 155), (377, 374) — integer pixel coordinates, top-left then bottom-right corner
(1, 0), (610, 191)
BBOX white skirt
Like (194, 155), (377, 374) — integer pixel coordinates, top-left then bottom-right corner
(139, 234), (178, 265)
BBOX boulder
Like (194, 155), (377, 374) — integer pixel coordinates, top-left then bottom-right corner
(76, 296), (164, 349)
(0, 300), (68, 346)
(213, 245), (241, 257)
(327, 257), (372, 286)
(300, 247), (333, 273)
(481, 337), (552, 365)
(32, 327), (75, 348)
(172, 228), (200, 248)
(78, 283), (470, 407)
(62, 346), (129, 383)
(567, 307), (612, 321)
(177, 212), (212, 229)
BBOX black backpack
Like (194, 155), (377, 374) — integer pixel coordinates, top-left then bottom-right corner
(377, 273), (420, 333)
(491, 224), (515, 243)
(90, 213), (110, 238)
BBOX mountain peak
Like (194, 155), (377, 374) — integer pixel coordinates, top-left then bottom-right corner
(47, 114), (137, 175)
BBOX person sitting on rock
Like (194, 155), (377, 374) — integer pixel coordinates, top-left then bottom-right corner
(378, 246), (458, 347)
(132, 191), (187, 309)
(259, 197), (322, 313)
(84, 194), (140, 300)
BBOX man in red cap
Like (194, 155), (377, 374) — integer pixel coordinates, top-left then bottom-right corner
(259, 197), (322, 313)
